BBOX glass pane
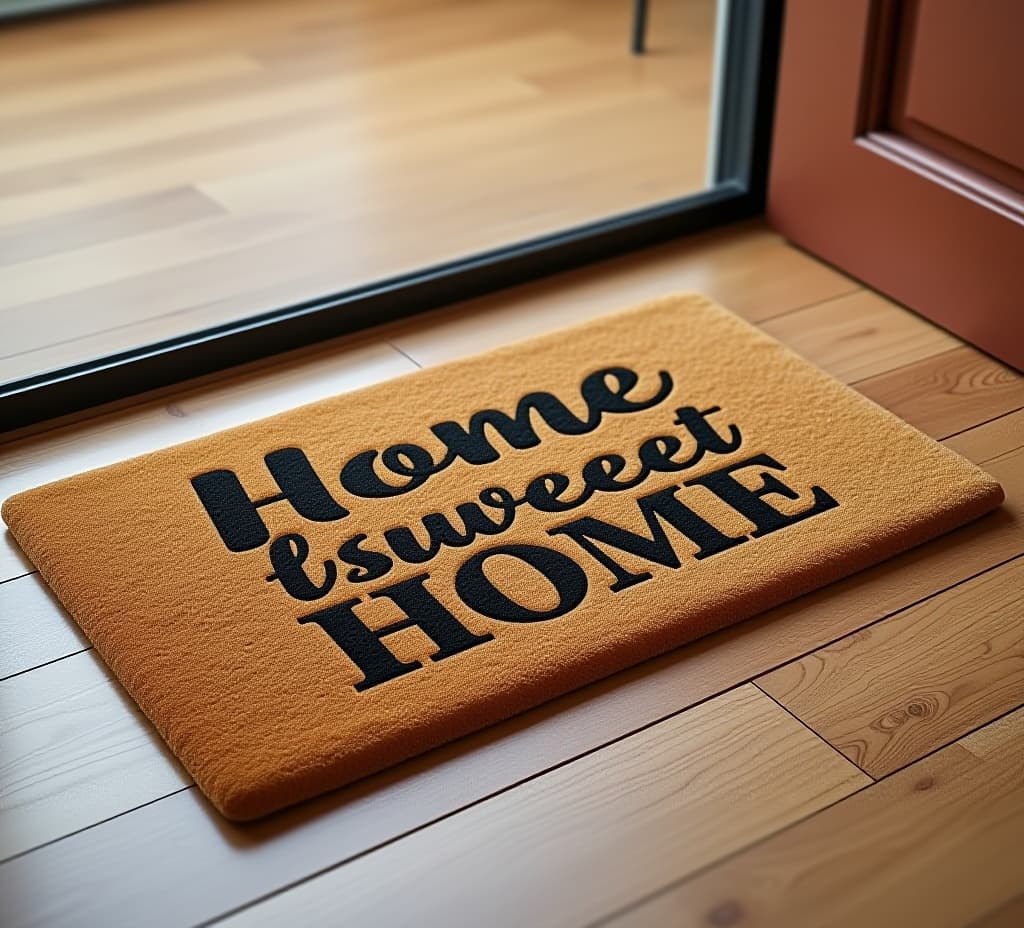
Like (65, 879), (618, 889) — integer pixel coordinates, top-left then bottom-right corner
(0, 0), (722, 388)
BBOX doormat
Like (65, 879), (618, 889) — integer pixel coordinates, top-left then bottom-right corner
(2, 295), (1003, 820)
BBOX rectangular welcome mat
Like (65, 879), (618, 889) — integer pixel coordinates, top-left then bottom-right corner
(2, 295), (1004, 820)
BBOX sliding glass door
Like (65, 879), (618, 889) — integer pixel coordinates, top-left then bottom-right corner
(0, 0), (780, 429)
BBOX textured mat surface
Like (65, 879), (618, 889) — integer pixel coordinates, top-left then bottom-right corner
(2, 295), (1003, 820)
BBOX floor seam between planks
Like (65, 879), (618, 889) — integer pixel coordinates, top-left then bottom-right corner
(583, 696), (1024, 928)
(848, 342), (968, 389)
(195, 685), (868, 928)
(0, 645), (89, 683)
(4, 552), (1022, 870)
(749, 285), (863, 325)
(386, 340), (425, 369)
(190, 551), (1024, 923)
(781, 690), (1024, 786)
(0, 785), (194, 868)
(752, 681), (876, 780)
(945, 404), (1024, 448)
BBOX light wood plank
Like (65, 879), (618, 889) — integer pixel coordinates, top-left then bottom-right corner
(0, 188), (224, 267)
(1, 88), (699, 379)
(758, 558), (1024, 776)
(760, 289), (961, 382)
(855, 346), (1024, 439)
(1, 209), (317, 315)
(945, 407), (1024, 463)
(389, 225), (858, 364)
(0, 341), (416, 580)
(0, 33), (580, 170)
(19, 686), (864, 928)
(0, 651), (190, 862)
(218, 687), (866, 928)
(0, 574), (86, 680)
(0, 0), (718, 380)
(0, 89), (696, 356)
(0, 219), (847, 384)
(0, 418), (1016, 927)
(0, 0), (345, 77)
(0, 54), (263, 122)
(612, 707), (1024, 928)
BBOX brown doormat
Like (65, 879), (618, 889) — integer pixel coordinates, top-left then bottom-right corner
(2, 295), (1003, 821)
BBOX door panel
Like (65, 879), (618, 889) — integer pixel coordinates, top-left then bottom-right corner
(768, 0), (1024, 371)
(897, 0), (1024, 175)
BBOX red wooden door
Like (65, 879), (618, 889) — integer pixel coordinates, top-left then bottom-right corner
(768, 0), (1024, 371)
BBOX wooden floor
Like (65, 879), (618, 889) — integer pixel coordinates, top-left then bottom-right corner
(1, 219), (1023, 926)
(0, 0), (714, 383)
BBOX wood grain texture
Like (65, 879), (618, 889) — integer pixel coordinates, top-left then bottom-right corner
(0, 416), (1016, 927)
(855, 346), (1024, 439)
(613, 707), (1024, 928)
(0, 187), (224, 266)
(758, 558), (1024, 777)
(945, 407), (1024, 463)
(0, 212), (1019, 923)
(213, 686), (867, 928)
(0, 651), (190, 862)
(0, 53), (263, 122)
(0, 0), (716, 381)
(0, 573), (86, 680)
(760, 289), (960, 382)
(388, 224), (858, 365)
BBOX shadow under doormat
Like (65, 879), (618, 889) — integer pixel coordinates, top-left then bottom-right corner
(2, 295), (1004, 821)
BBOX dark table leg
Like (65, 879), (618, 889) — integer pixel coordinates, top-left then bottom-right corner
(631, 0), (649, 54)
